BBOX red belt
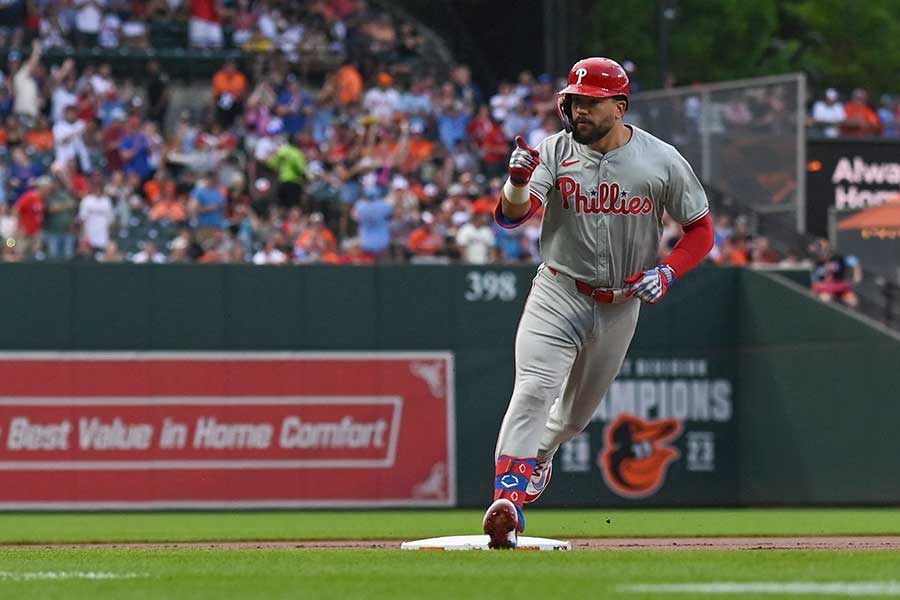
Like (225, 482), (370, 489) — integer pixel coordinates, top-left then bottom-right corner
(546, 266), (616, 304)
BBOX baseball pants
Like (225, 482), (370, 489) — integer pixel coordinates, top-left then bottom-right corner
(495, 265), (640, 461)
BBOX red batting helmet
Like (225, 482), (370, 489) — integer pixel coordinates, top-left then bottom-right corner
(557, 57), (630, 132)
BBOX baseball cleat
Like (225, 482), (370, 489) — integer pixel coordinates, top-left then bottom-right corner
(482, 498), (520, 549)
(524, 457), (553, 503)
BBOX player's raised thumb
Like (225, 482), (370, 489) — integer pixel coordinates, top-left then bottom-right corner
(515, 135), (539, 158)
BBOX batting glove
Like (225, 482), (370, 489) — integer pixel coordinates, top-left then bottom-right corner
(624, 264), (676, 304)
(508, 135), (540, 186)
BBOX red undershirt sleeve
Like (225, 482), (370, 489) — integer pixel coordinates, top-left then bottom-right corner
(665, 213), (714, 278)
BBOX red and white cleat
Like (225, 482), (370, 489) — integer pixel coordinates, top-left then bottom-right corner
(482, 498), (520, 549)
(524, 457), (553, 503)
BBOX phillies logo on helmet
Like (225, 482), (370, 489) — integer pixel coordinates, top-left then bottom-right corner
(599, 414), (682, 499)
(574, 67), (588, 86)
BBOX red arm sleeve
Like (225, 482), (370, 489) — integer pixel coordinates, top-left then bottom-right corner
(664, 214), (714, 278)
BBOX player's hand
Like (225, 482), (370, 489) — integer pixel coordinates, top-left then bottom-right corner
(509, 136), (540, 186)
(624, 265), (676, 304)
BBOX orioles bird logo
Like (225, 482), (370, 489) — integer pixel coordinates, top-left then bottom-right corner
(599, 414), (683, 499)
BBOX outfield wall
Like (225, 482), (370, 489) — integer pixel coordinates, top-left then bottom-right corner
(737, 269), (900, 505)
(0, 264), (896, 508)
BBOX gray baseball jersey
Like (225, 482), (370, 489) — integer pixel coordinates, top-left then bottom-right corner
(494, 124), (710, 470)
(527, 125), (709, 288)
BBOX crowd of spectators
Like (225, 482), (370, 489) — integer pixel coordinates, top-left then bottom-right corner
(0, 0), (855, 274)
(0, 0), (367, 59)
(808, 86), (896, 138)
(659, 210), (810, 270)
(0, 30), (557, 265)
(0, 0), (590, 266)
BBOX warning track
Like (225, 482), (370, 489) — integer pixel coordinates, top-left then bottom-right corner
(3, 536), (900, 551)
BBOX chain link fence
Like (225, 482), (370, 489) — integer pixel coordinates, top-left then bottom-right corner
(627, 74), (806, 241)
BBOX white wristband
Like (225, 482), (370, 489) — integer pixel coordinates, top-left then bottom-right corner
(502, 178), (531, 205)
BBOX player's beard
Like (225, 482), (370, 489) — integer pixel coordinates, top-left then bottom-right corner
(572, 119), (612, 145)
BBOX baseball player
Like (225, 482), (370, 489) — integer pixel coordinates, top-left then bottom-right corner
(483, 57), (715, 549)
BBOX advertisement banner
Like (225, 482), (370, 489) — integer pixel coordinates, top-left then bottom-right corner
(833, 203), (900, 281)
(547, 356), (738, 507)
(806, 139), (900, 237)
(0, 352), (455, 509)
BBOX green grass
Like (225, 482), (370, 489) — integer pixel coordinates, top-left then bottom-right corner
(1, 508), (900, 544)
(1, 548), (898, 600)
(2, 510), (899, 599)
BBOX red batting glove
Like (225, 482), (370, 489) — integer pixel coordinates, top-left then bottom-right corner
(508, 135), (540, 186)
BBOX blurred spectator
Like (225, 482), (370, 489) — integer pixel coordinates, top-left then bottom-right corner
(145, 61), (170, 126)
(98, 11), (121, 48)
(437, 100), (471, 153)
(50, 61), (78, 123)
(12, 40), (43, 126)
(276, 75), (314, 136)
(810, 238), (862, 308)
(455, 208), (495, 264)
(212, 60), (247, 128)
(0, 202), (16, 242)
(490, 82), (519, 124)
(150, 185), (187, 223)
(502, 101), (538, 141)
(189, 173), (225, 246)
(77, 175), (114, 255)
(352, 191), (392, 261)
(89, 63), (115, 98)
(0, 0), (25, 49)
(132, 240), (167, 264)
(121, 11), (149, 49)
(74, 0), (104, 48)
(119, 116), (151, 180)
(407, 210), (445, 260)
(877, 94), (898, 138)
(841, 88), (881, 137)
(43, 174), (78, 260)
(98, 240), (124, 263)
(363, 71), (400, 122)
(726, 237), (751, 266)
(9, 145), (40, 201)
(810, 88), (845, 138)
(27, 116), (54, 152)
(14, 176), (51, 258)
(749, 236), (780, 265)
(190, 0), (224, 49)
(53, 104), (92, 174)
(527, 114), (560, 148)
(295, 211), (336, 262)
(779, 247), (813, 269)
(494, 223), (526, 263)
(252, 234), (288, 264)
(72, 237), (97, 262)
(332, 61), (364, 107)
(268, 134), (307, 209)
(325, 238), (374, 265)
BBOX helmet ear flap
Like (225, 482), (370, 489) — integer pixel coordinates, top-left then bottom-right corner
(557, 95), (573, 133)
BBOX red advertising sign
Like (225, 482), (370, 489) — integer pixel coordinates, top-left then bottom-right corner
(0, 353), (455, 509)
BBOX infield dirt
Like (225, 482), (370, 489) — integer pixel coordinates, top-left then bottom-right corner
(5, 536), (900, 551)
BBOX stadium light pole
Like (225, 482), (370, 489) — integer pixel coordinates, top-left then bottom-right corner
(543, 0), (574, 78)
(657, 0), (677, 87)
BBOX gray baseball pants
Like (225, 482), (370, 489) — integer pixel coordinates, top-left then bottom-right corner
(495, 265), (640, 461)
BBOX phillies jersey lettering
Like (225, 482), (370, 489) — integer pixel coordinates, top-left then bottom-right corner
(525, 125), (709, 288)
(556, 178), (653, 215)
